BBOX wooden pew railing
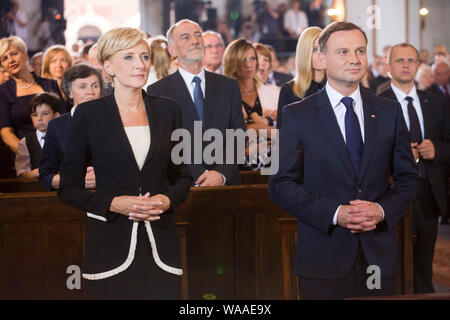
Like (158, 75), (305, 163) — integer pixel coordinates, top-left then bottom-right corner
(0, 192), (189, 300)
(0, 185), (291, 299)
(0, 171), (268, 194)
(0, 184), (415, 300)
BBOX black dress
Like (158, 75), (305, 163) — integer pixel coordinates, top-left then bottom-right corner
(277, 79), (325, 128)
(58, 91), (192, 299)
(242, 96), (272, 170)
(0, 73), (65, 178)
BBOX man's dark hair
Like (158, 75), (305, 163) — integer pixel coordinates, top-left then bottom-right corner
(28, 92), (61, 114)
(318, 21), (368, 53)
(61, 63), (104, 106)
(388, 43), (420, 64)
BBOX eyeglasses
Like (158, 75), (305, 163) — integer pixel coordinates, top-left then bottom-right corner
(205, 44), (225, 50)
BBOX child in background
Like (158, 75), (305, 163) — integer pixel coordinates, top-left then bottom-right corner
(0, 66), (9, 85)
(15, 92), (60, 179)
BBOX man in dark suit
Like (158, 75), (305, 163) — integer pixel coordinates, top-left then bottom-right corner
(39, 112), (71, 190)
(148, 19), (245, 186)
(426, 61), (450, 114)
(378, 43), (450, 293)
(39, 111), (95, 191)
(269, 21), (420, 299)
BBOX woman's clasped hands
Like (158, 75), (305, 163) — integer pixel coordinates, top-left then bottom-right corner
(110, 193), (171, 222)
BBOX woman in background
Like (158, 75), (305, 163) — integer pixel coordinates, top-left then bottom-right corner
(0, 36), (64, 153)
(223, 38), (277, 170)
(277, 26), (325, 128)
(39, 63), (103, 191)
(254, 43), (280, 120)
(41, 45), (73, 91)
(144, 37), (175, 90)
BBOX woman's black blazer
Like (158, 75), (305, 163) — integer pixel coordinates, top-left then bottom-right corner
(58, 90), (192, 278)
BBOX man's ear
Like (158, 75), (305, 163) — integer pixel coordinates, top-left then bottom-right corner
(168, 44), (177, 59)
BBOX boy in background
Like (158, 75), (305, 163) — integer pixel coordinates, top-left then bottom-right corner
(15, 92), (60, 179)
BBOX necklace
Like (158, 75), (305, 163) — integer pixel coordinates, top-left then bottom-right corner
(241, 90), (256, 95)
(16, 78), (35, 89)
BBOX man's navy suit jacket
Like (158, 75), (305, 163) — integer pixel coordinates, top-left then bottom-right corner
(39, 113), (71, 191)
(269, 88), (420, 279)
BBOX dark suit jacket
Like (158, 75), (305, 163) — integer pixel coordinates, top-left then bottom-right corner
(277, 80), (325, 128)
(58, 91), (192, 275)
(426, 84), (450, 115)
(378, 87), (450, 216)
(268, 88), (420, 279)
(39, 113), (71, 191)
(147, 70), (245, 185)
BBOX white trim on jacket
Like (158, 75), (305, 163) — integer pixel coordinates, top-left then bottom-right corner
(82, 219), (183, 280)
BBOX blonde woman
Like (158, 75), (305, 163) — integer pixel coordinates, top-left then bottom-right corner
(277, 26), (325, 128)
(144, 37), (174, 89)
(41, 45), (73, 89)
(415, 63), (434, 91)
(0, 36), (64, 153)
(58, 27), (192, 299)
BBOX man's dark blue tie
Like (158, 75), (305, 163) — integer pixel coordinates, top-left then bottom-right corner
(405, 96), (422, 144)
(342, 97), (363, 178)
(192, 76), (204, 121)
(405, 96), (426, 177)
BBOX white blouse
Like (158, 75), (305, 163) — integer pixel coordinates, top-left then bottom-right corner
(124, 126), (151, 170)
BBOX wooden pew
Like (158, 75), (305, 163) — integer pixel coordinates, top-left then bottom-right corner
(0, 185), (291, 299)
(0, 185), (415, 300)
(0, 171), (267, 194)
(0, 178), (45, 193)
(0, 192), (189, 300)
(278, 206), (415, 300)
(239, 170), (269, 185)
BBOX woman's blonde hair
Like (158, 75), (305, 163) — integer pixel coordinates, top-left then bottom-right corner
(0, 36), (27, 62)
(292, 27), (322, 99)
(97, 27), (149, 71)
(41, 45), (73, 79)
(223, 38), (261, 85)
(150, 37), (170, 80)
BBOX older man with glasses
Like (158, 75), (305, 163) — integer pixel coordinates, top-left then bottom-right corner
(202, 30), (225, 74)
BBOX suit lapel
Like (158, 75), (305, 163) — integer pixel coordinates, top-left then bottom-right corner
(358, 91), (378, 183)
(105, 92), (142, 170)
(381, 88), (397, 101)
(417, 91), (432, 139)
(316, 90), (356, 179)
(171, 71), (200, 122)
(142, 92), (158, 169)
(203, 71), (216, 127)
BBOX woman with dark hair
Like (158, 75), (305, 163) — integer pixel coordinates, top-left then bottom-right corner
(39, 63), (103, 191)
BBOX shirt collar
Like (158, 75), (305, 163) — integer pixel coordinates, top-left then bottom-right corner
(325, 82), (362, 110)
(178, 66), (206, 86)
(71, 105), (77, 117)
(36, 129), (45, 141)
(390, 83), (418, 102)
